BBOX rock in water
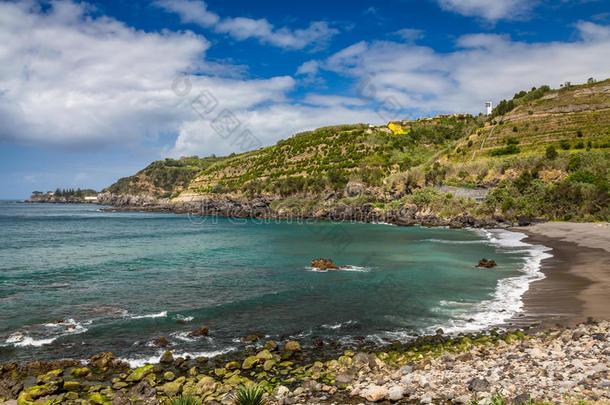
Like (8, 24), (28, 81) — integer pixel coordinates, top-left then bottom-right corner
(310, 258), (339, 270)
(187, 326), (209, 337)
(476, 258), (497, 268)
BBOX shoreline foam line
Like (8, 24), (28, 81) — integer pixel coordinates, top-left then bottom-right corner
(424, 228), (552, 335)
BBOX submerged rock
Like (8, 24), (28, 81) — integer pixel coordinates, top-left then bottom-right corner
(153, 337), (169, 347)
(476, 258), (497, 268)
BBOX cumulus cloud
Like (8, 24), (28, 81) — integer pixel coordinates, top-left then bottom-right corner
(0, 0), (296, 151)
(154, 0), (338, 50)
(320, 22), (610, 114)
(436, 0), (538, 21)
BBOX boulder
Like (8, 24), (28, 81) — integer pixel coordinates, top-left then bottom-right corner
(242, 356), (260, 370)
(159, 376), (185, 397)
(126, 365), (154, 382)
(130, 380), (156, 401)
(310, 258), (339, 270)
(89, 352), (116, 370)
(476, 258), (497, 268)
(160, 350), (174, 364)
(388, 385), (405, 401)
(363, 385), (388, 402)
(284, 341), (301, 352)
(0, 377), (23, 400)
(153, 337), (169, 347)
(335, 373), (353, 387)
(187, 326), (209, 338)
(468, 378), (490, 392)
(264, 340), (278, 351)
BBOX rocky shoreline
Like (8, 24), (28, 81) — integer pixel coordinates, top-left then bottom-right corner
(96, 192), (541, 229)
(1, 321), (608, 405)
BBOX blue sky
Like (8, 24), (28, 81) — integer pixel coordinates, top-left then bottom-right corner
(1, 0), (609, 199)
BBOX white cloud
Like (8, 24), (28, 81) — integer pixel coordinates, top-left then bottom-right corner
(436, 0), (538, 21)
(0, 0), (295, 150)
(154, 0), (338, 50)
(322, 23), (610, 114)
(395, 28), (424, 42)
(153, 0), (219, 27)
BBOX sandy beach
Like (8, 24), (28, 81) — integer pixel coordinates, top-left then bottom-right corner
(514, 222), (610, 327)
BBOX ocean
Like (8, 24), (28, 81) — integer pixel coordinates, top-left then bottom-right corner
(0, 202), (551, 366)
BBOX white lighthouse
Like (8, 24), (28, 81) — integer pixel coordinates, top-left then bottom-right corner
(485, 101), (493, 115)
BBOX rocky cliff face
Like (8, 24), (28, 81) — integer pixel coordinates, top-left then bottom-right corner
(97, 191), (509, 229)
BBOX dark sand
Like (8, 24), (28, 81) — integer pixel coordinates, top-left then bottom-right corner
(509, 222), (610, 328)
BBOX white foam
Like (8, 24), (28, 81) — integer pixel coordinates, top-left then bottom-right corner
(14, 336), (57, 347)
(173, 314), (194, 322)
(321, 320), (357, 330)
(423, 238), (487, 245)
(129, 311), (168, 319)
(120, 346), (237, 368)
(306, 266), (370, 273)
(426, 228), (552, 334)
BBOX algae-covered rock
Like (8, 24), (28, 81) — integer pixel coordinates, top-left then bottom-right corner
(225, 361), (240, 370)
(160, 350), (174, 365)
(163, 371), (175, 381)
(264, 341), (278, 351)
(88, 392), (106, 404)
(284, 341), (301, 352)
(263, 360), (277, 371)
(256, 350), (273, 360)
(69, 366), (90, 378)
(88, 352), (116, 370)
(36, 369), (63, 385)
(18, 382), (60, 403)
(159, 376), (185, 397)
(242, 356), (260, 370)
(187, 326), (209, 338)
(125, 365), (154, 382)
(214, 368), (226, 378)
(62, 381), (83, 392)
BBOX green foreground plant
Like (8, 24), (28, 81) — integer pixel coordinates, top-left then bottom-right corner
(166, 395), (201, 405)
(234, 384), (266, 405)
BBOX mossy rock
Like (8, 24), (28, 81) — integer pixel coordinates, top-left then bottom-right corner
(37, 369), (63, 385)
(125, 365), (154, 382)
(284, 341), (301, 352)
(242, 356), (260, 370)
(69, 367), (90, 378)
(163, 371), (175, 381)
(88, 392), (106, 405)
(159, 376), (185, 397)
(62, 381), (83, 391)
(264, 341), (278, 351)
(256, 349), (273, 360)
(225, 361), (240, 370)
(263, 360), (277, 371)
(214, 368), (226, 378)
(18, 382), (61, 403)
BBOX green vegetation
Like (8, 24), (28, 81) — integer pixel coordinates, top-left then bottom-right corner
(103, 78), (610, 222)
(234, 384), (265, 405)
(166, 396), (201, 405)
(53, 188), (97, 197)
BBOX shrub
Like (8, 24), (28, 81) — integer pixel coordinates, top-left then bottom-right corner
(490, 144), (520, 156)
(560, 140), (571, 150)
(545, 146), (558, 160)
(234, 384), (265, 405)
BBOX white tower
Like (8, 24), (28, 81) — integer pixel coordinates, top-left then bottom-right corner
(485, 101), (492, 115)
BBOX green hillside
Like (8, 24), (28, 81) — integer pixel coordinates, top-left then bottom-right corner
(103, 78), (610, 221)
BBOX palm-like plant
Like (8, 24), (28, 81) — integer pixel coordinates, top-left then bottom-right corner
(234, 384), (265, 405)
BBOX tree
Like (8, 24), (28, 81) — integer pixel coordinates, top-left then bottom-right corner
(545, 145), (558, 160)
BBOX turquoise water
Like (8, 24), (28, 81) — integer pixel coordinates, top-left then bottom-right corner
(0, 202), (550, 365)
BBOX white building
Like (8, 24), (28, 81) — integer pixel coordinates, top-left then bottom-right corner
(485, 101), (493, 115)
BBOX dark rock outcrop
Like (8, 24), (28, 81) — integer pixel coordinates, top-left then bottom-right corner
(477, 258), (497, 268)
(311, 258), (339, 270)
